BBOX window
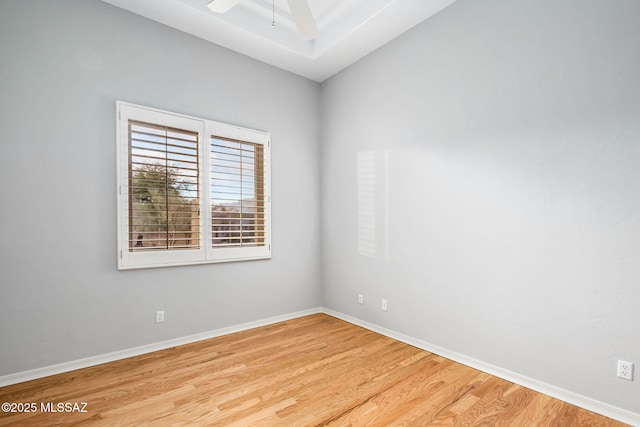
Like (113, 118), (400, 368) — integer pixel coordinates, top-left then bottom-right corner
(116, 102), (271, 269)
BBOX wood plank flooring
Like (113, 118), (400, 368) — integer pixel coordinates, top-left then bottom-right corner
(0, 314), (628, 426)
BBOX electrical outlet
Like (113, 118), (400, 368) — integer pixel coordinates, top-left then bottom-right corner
(156, 311), (165, 323)
(358, 294), (364, 304)
(381, 299), (388, 311)
(617, 360), (634, 381)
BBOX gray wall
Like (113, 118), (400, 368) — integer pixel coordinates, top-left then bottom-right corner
(0, 0), (321, 374)
(321, 0), (640, 414)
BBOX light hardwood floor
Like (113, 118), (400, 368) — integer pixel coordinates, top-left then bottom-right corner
(0, 314), (628, 426)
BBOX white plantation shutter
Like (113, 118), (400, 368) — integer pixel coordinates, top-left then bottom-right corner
(117, 102), (271, 269)
(128, 121), (200, 251)
(210, 137), (265, 248)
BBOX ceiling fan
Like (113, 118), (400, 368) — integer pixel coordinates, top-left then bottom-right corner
(208, 0), (318, 40)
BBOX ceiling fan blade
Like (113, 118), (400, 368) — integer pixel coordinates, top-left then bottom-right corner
(286, 0), (318, 40)
(207, 0), (242, 13)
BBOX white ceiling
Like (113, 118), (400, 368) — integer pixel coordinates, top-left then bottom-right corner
(101, 0), (458, 82)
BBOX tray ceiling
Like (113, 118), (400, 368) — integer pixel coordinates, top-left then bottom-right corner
(101, 0), (458, 82)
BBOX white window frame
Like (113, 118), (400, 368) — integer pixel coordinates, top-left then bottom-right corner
(116, 101), (271, 270)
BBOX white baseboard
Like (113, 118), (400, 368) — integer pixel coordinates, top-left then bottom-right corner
(321, 308), (640, 427)
(0, 307), (322, 388)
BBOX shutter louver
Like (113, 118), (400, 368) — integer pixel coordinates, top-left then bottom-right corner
(210, 136), (265, 248)
(128, 120), (200, 251)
